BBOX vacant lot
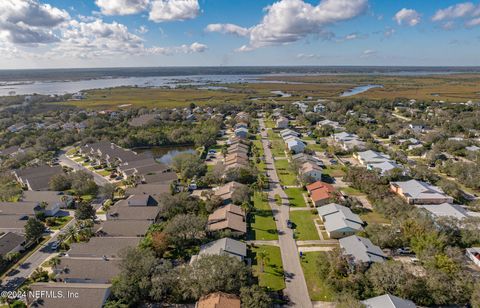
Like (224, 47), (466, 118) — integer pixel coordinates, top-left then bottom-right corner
(290, 211), (320, 241)
(274, 159), (297, 186)
(249, 192), (278, 241)
(250, 245), (286, 291)
(300, 252), (335, 301)
(284, 187), (307, 207)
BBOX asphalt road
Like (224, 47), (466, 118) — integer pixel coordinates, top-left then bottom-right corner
(0, 218), (76, 292)
(58, 150), (110, 186)
(259, 118), (312, 308)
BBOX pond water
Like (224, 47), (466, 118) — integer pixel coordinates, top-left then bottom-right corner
(270, 90), (292, 97)
(340, 84), (383, 97)
(136, 146), (196, 165)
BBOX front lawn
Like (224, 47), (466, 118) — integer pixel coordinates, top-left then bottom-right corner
(284, 188), (307, 207)
(322, 165), (345, 177)
(251, 245), (285, 291)
(360, 210), (391, 225)
(49, 216), (73, 230)
(271, 140), (286, 158)
(300, 252), (336, 301)
(274, 159), (297, 186)
(290, 211), (320, 241)
(249, 192), (278, 241)
(96, 170), (111, 176)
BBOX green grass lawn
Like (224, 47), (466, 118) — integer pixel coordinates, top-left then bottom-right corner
(267, 129), (281, 140)
(300, 252), (336, 301)
(249, 192), (278, 241)
(290, 211), (320, 241)
(96, 170), (111, 176)
(265, 119), (276, 129)
(251, 245), (286, 291)
(271, 140), (286, 158)
(340, 186), (363, 196)
(274, 159), (298, 186)
(284, 188), (307, 207)
(322, 165), (345, 177)
(360, 210), (391, 225)
(306, 144), (325, 152)
(49, 216), (73, 230)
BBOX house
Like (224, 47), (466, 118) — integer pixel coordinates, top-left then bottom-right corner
(367, 161), (404, 176)
(124, 194), (158, 207)
(28, 283), (111, 308)
(317, 203), (364, 239)
(196, 292), (241, 308)
(213, 182), (246, 204)
(0, 201), (60, 217)
(55, 258), (121, 283)
(21, 191), (73, 209)
(362, 294), (416, 308)
(0, 215), (29, 234)
(280, 129), (300, 139)
(96, 220), (152, 237)
(466, 145), (480, 152)
(286, 138), (306, 154)
(390, 180), (454, 205)
(409, 124), (427, 134)
(107, 203), (160, 221)
(466, 247), (480, 267)
(354, 150), (390, 166)
(0, 232), (25, 256)
(339, 235), (387, 264)
(300, 162), (323, 182)
(207, 204), (246, 235)
(234, 127), (248, 139)
(276, 117), (289, 129)
(332, 132), (366, 151)
(13, 165), (64, 191)
(293, 101), (308, 113)
(190, 237), (247, 264)
(66, 237), (141, 259)
(313, 103), (326, 113)
(234, 112), (250, 124)
(306, 181), (336, 206)
(416, 203), (472, 220)
(317, 119), (343, 131)
(234, 122), (248, 130)
(125, 184), (171, 203)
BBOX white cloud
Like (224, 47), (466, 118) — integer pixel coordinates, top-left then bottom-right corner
(212, 0), (367, 51)
(147, 42), (206, 55)
(394, 8), (421, 26)
(432, 2), (480, 28)
(205, 23), (250, 37)
(137, 25), (149, 34)
(296, 53), (321, 59)
(361, 49), (376, 57)
(0, 0), (69, 45)
(383, 27), (395, 38)
(95, 0), (149, 15)
(149, 0), (199, 23)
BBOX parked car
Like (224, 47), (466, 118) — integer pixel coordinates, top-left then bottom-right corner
(286, 220), (293, 229)
(397, 247), (412, 255)
(51, 241), (59, 251)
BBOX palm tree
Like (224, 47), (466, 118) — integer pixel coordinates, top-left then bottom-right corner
(65, 225), (77, 243)
(257, 250), (270, 273)
(49, 256), (60, 270)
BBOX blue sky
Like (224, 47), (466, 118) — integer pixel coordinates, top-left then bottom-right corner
(0, 0), (479, 68)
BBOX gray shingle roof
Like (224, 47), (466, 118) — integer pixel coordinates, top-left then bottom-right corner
(0, 232), (24, 256)
(198, 237), (246, 260)
(318, 203), (364, 234)
(29, 283), (111, 308)
(391, 179), (450, 200)
(339, 235), (386, 264)
(417, 203), (469, 220)
(67, 237), (140, 258)
(362, 294), (416, 308)
(55, 258), (120, 283)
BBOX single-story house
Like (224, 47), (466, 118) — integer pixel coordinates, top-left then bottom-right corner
(125, 184), (171, 203)
(21, 191), (73, 209)
(107, 204), (160, 221)
(196, 292), (240, 308)
(354, 150), (391, 166)
(13, 165), (64, 191)
(313, 103), (326, 113)
(190, 237), (247, 264)
(0, 201), (60, 217)
(317, 203), (364, 239)
(339, 235), (387, 264)
(300, 162), (323, 182)
(0, 215), (29, 234)
(367, 161), (404, 176)
(280, 129), (299, 139)
(28, 283), (111, 308)
(362, 294), (416, 308)
(0, 232), (25, 256)
(276, 117), (289, 129)
(213, 182), (246, 204)
(317, 119), (343, 131)
(55, 258), (121, 283)
(286, 138), (306, 154)
(416, 203), (472, 220)
(306, 181), (336, 206)
(390, 179), (454, 205)
(96, 220), (152, 237)
(234, 127), (248, 139)
(207, 204), (246, 235)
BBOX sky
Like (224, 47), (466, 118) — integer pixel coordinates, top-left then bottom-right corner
(0, 0), (480, 69)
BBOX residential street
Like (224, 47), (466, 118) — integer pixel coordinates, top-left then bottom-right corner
(259, 118), (312, 308)
(0, 218), (76, 292)
(58, 149), (110, 186)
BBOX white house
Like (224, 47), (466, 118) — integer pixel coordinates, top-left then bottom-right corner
(317, 203), (364, 239)
(276, 117), (289, 129)
(466, 247), (480, 267)
(313, 103), (326, 113)
(300, 162), (322, 182)
(286, 138), (306, 154)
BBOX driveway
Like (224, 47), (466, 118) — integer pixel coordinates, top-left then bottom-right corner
(58, 150), (110, 186)
(259, 119), (312, 308)
(0, 218), (76, 292)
